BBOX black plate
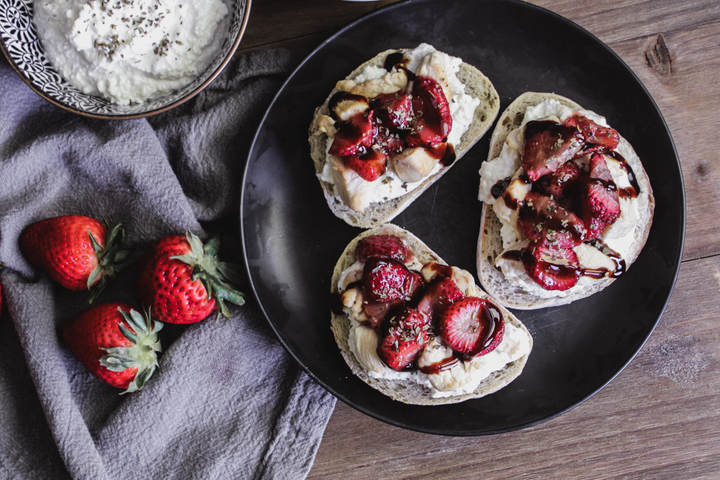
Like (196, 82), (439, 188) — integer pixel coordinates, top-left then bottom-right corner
(240, 0), (685, 435)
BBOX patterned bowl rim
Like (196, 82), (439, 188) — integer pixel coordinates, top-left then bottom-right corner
(0, 0), (252, 120)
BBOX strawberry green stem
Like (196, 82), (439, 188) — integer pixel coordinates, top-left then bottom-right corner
(88, 221), (132, 304)
(100, 307), (163, 394)
(170, 230), (245, 320)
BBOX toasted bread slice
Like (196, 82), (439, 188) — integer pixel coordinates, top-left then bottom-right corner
(310, 46), (500, 228)
(477, 92), (655, 309)
(331, 224), (532, 405)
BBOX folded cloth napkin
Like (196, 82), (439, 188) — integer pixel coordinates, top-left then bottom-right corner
(0, 49), (336, 480)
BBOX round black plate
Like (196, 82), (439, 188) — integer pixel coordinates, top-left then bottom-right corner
(240, 0), (685, 435)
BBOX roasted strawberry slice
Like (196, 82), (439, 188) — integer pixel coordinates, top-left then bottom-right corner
(363, 298), (405, 329)
(363, 257), (417, 303)
(416, 276), (465, 325)
(406, 76), (452, 148)
(356, 234), (409, 262)
(377, 307), (431, 371)
(534, 160), (586, 206)
(522, 244), (581, 291)
(564, 115), (619, 153)
(518, 191), (587, 247)
(585, 153), (620, 225)
(344, 149), (387, 182)
(329, 110), (376, 157)
(581, 209), (606, 242)
(372, 90), (414, 130)
(439, 297), (504, 356)
(522, 120), (584, 182)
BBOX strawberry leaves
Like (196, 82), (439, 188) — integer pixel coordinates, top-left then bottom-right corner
(99, 307), (163, 394)
(87, 221), (132, 303)
(168, 231), (246, 321)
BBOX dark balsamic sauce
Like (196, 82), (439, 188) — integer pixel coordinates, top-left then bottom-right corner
(501, 237), (626, 281)
(608, 151), (641, 199)
(419, 354), (460, 375)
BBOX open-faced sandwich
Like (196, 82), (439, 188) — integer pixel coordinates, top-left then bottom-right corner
(477, 92), (655, 309)
(330, 224), (532, 405)
(310, 44), (500, 228)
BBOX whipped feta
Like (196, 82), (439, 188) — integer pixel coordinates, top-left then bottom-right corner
(478, 99), (644, 298)
(34, 0), (230, 105)
(319, 43), (481, 212)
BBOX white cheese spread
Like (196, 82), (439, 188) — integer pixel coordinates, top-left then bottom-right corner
(34, 0), (230, 105)
(319, 43), (481, 213)
(478, 99), (643, 298)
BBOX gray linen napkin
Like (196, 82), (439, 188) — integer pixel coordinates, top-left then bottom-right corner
(0, 49), (336, 480)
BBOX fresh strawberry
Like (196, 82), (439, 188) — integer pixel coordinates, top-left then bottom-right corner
(344, 149), (387, 181)
(62, 302), (162, 393)
(329, 110), (376, 157)
(406, 76), (452, 148)
(522, 244), (581, 291)
(377, 307), (431, 370)
(585, 153), (621, 225)
(564, 115), (619, 153)
(522, 120), (584, 181)
(20, 215), (130, 302)
(416, 276), (465, 324)
(356, 234), (408, 262)
(362, 257), (418, 303)
(134, 231), (245, 324)
(439, 297), (504, 356)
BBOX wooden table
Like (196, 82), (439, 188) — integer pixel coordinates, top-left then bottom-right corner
(241, 0), (720, 477)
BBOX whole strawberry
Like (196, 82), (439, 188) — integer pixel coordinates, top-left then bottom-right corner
(134, 230), (245, 324)
(62, 302), (162, 394)
(20, 215), (130, 302)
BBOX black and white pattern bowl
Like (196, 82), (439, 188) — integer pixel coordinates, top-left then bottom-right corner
(0, 0), (250, 119)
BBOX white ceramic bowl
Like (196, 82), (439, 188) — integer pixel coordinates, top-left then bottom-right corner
(0, 0), (251, 119)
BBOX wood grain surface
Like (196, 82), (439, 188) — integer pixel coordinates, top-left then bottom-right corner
(240, 0), (720, 477)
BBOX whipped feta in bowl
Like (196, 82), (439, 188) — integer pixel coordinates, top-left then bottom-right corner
(0, 0), (250, 118)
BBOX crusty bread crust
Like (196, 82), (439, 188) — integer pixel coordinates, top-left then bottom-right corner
(331, 224), (533, 405)
(310, 48), (500, 229)
(476, 92), (655, 310)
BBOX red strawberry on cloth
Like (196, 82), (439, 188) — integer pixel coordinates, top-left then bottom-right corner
(439, 297), (504, 356)
(20, 215), (130, 303)
(377, 307), (431, 371)
(62, 302), (162, 394)
(135, 230), (245, 324)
